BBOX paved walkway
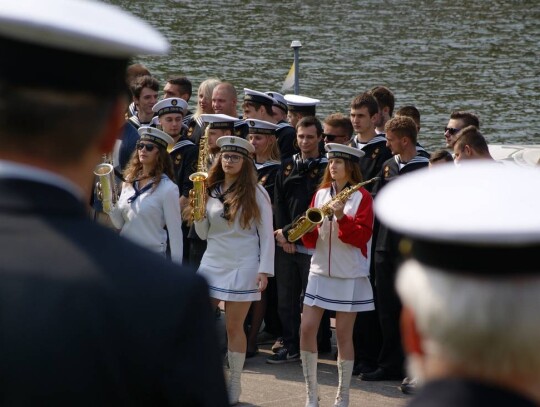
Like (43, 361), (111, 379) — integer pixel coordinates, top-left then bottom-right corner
(217, 314), (410, 406)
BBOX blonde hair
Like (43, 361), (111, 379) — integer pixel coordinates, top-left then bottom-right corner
(193, 78), (221, 119)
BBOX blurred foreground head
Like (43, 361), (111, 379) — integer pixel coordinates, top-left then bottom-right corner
(0, 0), (168, 164)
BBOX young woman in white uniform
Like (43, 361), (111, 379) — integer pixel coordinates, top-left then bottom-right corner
(245, 118), (281, 358)
(194, 136), (274, 405)
(109, 126), (183, 264)
(299, 143), (375, 407)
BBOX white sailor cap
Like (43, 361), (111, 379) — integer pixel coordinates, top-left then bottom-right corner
(265, 91), (288, 113)
(374, 162), (540, 275)
(216, 136), (255, 157)
(0, 0), (168, 96)
(137, 126), (174, 149)
(201, 114), (238, 130)
(153, 97), (188, 117)
(243, 88), (276, 107)
(246, 119), (279, 136)
(284, 94), (320, 114)
(325, 143), (365, 162)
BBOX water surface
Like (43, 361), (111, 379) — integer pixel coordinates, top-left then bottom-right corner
(108, 0), (540, 151)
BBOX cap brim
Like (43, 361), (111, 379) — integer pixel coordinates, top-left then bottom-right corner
(374, 162), (540, 245)
(0, 0), (169, 57)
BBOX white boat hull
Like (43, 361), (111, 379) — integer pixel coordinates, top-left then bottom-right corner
(489, 144), (540, 167)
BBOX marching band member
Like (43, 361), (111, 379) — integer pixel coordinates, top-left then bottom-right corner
(153, 97), (195, 262)
(187, 113), (239, 269)
(184, 78), (221, 145)
(193, 136), (274, 405)
(245, 119), (281, 357)
(300, 143), (375, 407)
(108, 127), (183, 264)
(269, 116), (328, 365)
(247, 119), (281, 198)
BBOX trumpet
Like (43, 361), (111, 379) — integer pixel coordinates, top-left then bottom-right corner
(287, 177), (379, 242)
(94, 159), (118, 214)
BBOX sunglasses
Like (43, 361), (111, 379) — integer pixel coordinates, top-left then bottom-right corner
(136, 142), (156, 152)
(323, 133), (348, 142)
(444, 127), (461, 136)
(222, 154), (243, 163)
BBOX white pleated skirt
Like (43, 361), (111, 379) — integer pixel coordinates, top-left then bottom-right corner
(198, 264), (261, 302)
(303, 273), (375, 312)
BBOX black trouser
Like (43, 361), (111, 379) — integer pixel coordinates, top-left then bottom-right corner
(189, 236), (207, 271)
(263, 275), (282, 336)
(275, 248), (311, 354)
(353, 270), (382, 367)
(373, 250), (404, 375)
(181, 222), (191, 265)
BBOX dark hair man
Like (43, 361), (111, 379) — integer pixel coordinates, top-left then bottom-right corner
(370, 86), (395, 134)
(348, 92), (393, 193)
(360, 116), (429, 382)
(395, 105), (430, 159)
(323, 113), (353, 145)
(163, 76), (193, 118)
(444, 110), (480, 149)
(453, 126), (494, 163)
(268, 116), (328, 365)
(129, 75), (159, 128)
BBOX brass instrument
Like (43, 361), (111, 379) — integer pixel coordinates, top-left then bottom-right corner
(287, 177), (379, 242)
(188, 126), (209, 221)
(93, 154), (119, 214)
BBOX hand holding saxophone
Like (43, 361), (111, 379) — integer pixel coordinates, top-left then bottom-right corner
(94, 157), (119, 214)
(328, 199), (345, 220)
(287, 177), (379, 242)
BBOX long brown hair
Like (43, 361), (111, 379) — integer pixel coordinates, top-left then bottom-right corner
(318, 158), (363, 190)
(206, 154), (261, 229)
(123, 143), (174, 192)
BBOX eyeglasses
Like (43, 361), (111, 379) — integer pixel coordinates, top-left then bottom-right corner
(323, 133), (348, 142)
(444, 127), (461, 136)
(222, 154), (243, 163)
(136, 142), (156, 152)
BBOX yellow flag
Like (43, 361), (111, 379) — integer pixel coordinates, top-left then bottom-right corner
(281, 61), (295, 92)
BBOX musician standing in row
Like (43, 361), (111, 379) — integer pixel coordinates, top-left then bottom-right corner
(300, 144), (375, 407)
(108, 127), (183, 264)
(153, 97), (197, 262)
(187, 114), (238, 269)
(184, 78), (221, 146)
(268, 116), (328, 364)
(360, 116), (430, 382)
(128, 75), (159, 130)
(347, 92), (391, 377)
(245, 118), (281, 357)
(265, 91), (298, 160)
(193, 136), (274, 405)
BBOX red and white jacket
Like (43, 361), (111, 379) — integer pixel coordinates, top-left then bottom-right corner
(302, 185), (374, 279)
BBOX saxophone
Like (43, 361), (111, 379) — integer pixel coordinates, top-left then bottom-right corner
(93, 153), (119, 214)
(188, 126), (209, 221)
(287, 177), (379, 242)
